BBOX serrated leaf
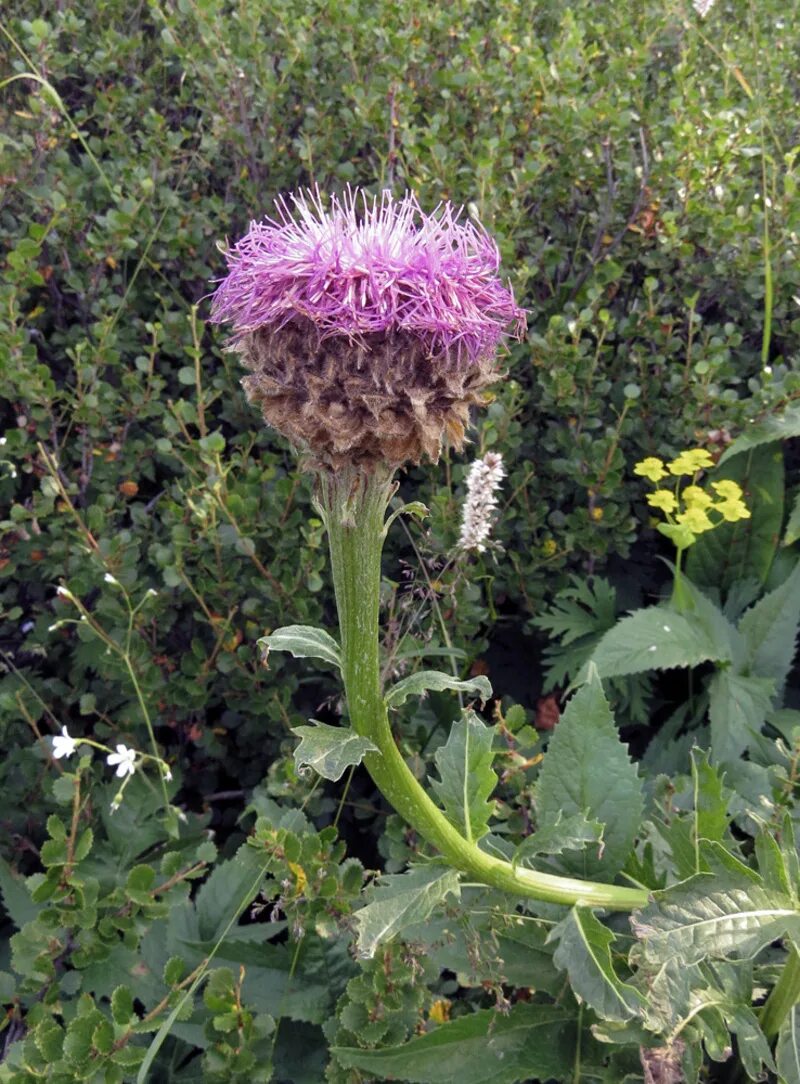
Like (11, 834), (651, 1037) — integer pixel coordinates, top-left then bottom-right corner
(333, 1002), (578, 1084)
(587, 603), (732, 679)
(656, 750), (731, 880)
(708, 670), (774, 763)
(535, 674), (643, 877)
(111, 985), (134, 1025)
(291, 722), (378, 782)
(632, 873), (800, 966)
(354, 866), (461, 959)
(259, 625), (341, 670)
(385, 670), (491, 709)
(738, 560), (800, 697)
(719, 406), (800, 464)
(784, 491), (800, 548)
(514, 812), (604, 867)
(550, 907), (646, 1022)
(689, 443), (784, 594)
(777, 1004), (800, 1084)
(430, 710), (496, 842)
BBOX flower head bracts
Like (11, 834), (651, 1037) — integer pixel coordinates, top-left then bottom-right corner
(211, 188), (525, 365)
(458, 452), (505, 553)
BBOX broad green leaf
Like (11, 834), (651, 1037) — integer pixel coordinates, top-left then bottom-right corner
(291, 722), (377, 782)
(0, 856), (39, 929)
(632, 873), (800, 966)
(333, 1002), (578, 1084)
(755, 826), (794, 898)
(738, 560), (800, 696)
(688, 444), (784, 594)
(708, 671), (774, 763)
(354, 866), (461, 959)
(385, 670), (491, 709)
(727, 1006), (776, 1080)
(430, 709), (496, 842)
(195, 847), (267, 942)
(777, 1005), (800, 1084)
(259, 625), (341, 669)
(550, 907), (646, 1022)
(587, 604), (732, 679)
(514, 812), (604, 867)
(535, 674), (643, 877)
(719, 405), (800, 464)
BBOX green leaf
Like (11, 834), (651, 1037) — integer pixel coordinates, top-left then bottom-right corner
(738, 560), (800, 696)
(354, 866), (461, 959)
(259, 625), (341, 670)
(632, 873), (800, 966)
(587, 603), (732, 679)
(333, 1003), (578, 1084)
(430, 709), (496, 842)
(0, 856), (39, 928)
(708, 671), (774, 763)
(195, 847), (266, 942)
(727, 1006), (776, 1080)
(291, 722), (378, 782)
(777, 1005), (800, 1084)
(550, 907), (646, 1022)
(385, 670), (491, 709)
(111, 985), (135, 1025)
(535, 673), (643, 877)
(514, 812), (604, 867)
(784, 491), (800, 547)
(688, 444), (785, 594)
(656, 750), (731, 880)
(719, 405), (800, 464)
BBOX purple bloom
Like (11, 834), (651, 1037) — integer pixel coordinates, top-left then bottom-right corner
(210, 188), (525, 364)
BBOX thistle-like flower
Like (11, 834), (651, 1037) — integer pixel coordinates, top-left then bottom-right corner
(457, 452), (505, 553)
(211, 189), (525, 469)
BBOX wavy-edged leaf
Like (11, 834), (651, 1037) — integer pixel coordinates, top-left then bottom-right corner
(354, 866), (460, 959)
(708, 671), (774, 763)
(632, 873), (800, 966)
(777, 1004), (800, 1084)
(430, 709), (496, 842)
(738, 560), (800, 696)
(535, 672), (643, 878)
(385, 670), (491, 709)
(688, 443), (784, 593)
(587, 604), (732, 679)
(292, 722), (377, 782)
(550, 907), (646, 1022)
(259, 625), (341, 669)
(333, 1002), (578, 1084)
(514, 812), (604, 868)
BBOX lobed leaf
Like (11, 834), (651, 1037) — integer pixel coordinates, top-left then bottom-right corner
(291, 722), (378, 782)
(430, 709), (497, 842)
(259, 625), (342, 670)
(354, 866), (461, 959)
(384, 670), (491, 709)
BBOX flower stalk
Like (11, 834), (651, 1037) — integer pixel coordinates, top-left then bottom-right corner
(320, 467), (648, 910)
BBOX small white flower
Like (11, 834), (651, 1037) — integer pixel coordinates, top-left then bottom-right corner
(458, 453), (506, 553)
(107, 744), (136, 778)
(52, 726), (78, 759)
(147, 588), (158, 598)
(104, 573), (120, 586)
(0, 437), (6, 446)
(163, 767), (173, 782)
(110, 796), (122, 814)
(56, 586), (74, 599)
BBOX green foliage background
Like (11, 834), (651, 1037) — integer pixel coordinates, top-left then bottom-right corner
(2, 1), (800, 1081)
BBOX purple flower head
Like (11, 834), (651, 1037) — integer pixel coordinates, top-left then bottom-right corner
(210, 188), (525, 364)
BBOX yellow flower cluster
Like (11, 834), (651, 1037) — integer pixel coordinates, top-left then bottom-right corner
(632, 449), (750, 551)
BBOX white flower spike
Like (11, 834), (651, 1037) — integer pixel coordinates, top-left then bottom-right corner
(107, 744), (136, 778)
(52, 726), (78, 759)
(458, 452), (505, 553)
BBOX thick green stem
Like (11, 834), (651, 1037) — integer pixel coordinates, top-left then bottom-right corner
(320, 467), (648, 911)
(760, 943), (800, 1042)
